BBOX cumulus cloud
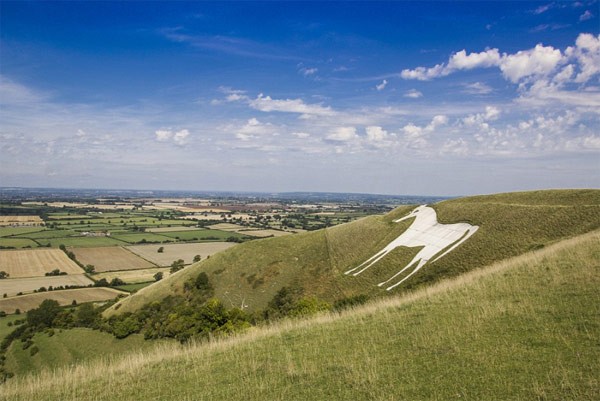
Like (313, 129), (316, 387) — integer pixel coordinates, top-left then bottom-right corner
(499, 44), (563, 82)
(376, 79), (388, 91)
(400, 33), (600, 107)
(173, 129), (190, 145)
(155, 129), (173, 142)
(566, 33), (600, 83)
(249, 94), (335, 116)
(462, 106), (500, 131)
(401, 49), (501, 80)
(365, 126), (388, 141)
(155, 129), (190, 145)
(448, 48), (502, 70)
(404, 89), (423, 98)
(326, 126), (358, 142)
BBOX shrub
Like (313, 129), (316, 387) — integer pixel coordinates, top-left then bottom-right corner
(154, 272), (163, 281)
(110, 278), (125, 286)
(29, 345), (39, 356)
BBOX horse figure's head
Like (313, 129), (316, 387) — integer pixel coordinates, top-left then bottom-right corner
(393, 205), (435, 225)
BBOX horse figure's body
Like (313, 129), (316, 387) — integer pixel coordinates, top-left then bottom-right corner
(345, 205), (479, 291)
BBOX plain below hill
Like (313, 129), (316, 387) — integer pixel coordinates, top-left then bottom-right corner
(105, 189), (600, 316)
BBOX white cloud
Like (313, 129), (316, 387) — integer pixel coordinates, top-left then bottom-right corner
(463, 82), (493, 95)
(448, 48), (502, 70)
(299, 67), (318, 76)
(566, 33), (600, 83)
(404, 89), (423, 98)
(400, 34), (600, 109)
(376, 79), (388, 91)
(173, 129), (190, 145)
(0, 75), (47, 105)
(401, 49), (501, 80)
(499, 44), (563, 83)
(365, 126), (388, 141)
(155, 129), (173, 142)
(579, 10), (594, 21)
(400, 63), (446, 81)
(249, 94), (335, 116)
(155, 129), (190, 145)
(484, 106), (501, 121)
(534, 4), (552, 14)
(292, 132), (310, 139)
(326, 126), (357, 142)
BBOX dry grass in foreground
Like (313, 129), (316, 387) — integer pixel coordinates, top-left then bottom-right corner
(2, 230), (599, 400)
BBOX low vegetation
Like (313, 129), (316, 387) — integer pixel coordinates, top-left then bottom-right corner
(2, 229), (598, 400)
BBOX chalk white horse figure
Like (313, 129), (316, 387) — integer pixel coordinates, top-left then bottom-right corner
(345, 205), (479, 291)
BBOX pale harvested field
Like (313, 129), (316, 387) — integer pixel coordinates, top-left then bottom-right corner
(70, 247), (156, 272)
(94, 267), (171, 284)
(23, 202), (135, 210)
(0, 216), (44, 226)
(208, 224), (292, 238)
(208, 223), (244, 231)
(126, 242), (237, 266)
(0, 249), (83, 278)
(0, 275), (94, 297)
(146, 226), (200, 233)
(181, 214), (226, 221)
(238, 229), (292, 237)
(0, 287), (127, 313)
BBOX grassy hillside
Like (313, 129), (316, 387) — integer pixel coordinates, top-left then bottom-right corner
(4, 230), (599, 400)
(4, 328), (171, 377)
(106, 190), (600, 316)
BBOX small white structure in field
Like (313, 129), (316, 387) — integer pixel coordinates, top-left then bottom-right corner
(345, 205), (478, 291)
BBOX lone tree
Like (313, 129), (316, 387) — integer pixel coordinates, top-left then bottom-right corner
(0, 271), (9, 279)
(153, 272), (163, 281)
(193, 254), (201, 263)
(157, 246), (164, 253)
(170, 259), (185, 273)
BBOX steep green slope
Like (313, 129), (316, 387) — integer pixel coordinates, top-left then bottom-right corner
(4, 230), (599, 401)
(106, 190), (600, 316)
(4, 328), (171, 376)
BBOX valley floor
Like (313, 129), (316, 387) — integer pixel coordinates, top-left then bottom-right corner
(2, 230), (599, 401)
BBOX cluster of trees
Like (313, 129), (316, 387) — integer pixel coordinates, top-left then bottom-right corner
(106, 272), (250, 342)
(44, 269), (67, 276)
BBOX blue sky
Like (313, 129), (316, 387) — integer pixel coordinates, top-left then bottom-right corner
(1, 1), (599, 196)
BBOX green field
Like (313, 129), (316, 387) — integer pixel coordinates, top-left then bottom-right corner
(113, 282), (154, 292)
(40, 237), (126, 248)
(108, 190), (600, 316)
(3, 230), (598, 400)
(13, 229), (78, 239)
(0, 227), (45, 238)
(4, 328), (172, 377)
(0, 238), (39, 249)
(110, 233), (173, 244)
(159, 229), (246, 241)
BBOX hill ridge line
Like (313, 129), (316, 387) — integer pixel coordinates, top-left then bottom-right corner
(4, 229), (598, 397)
